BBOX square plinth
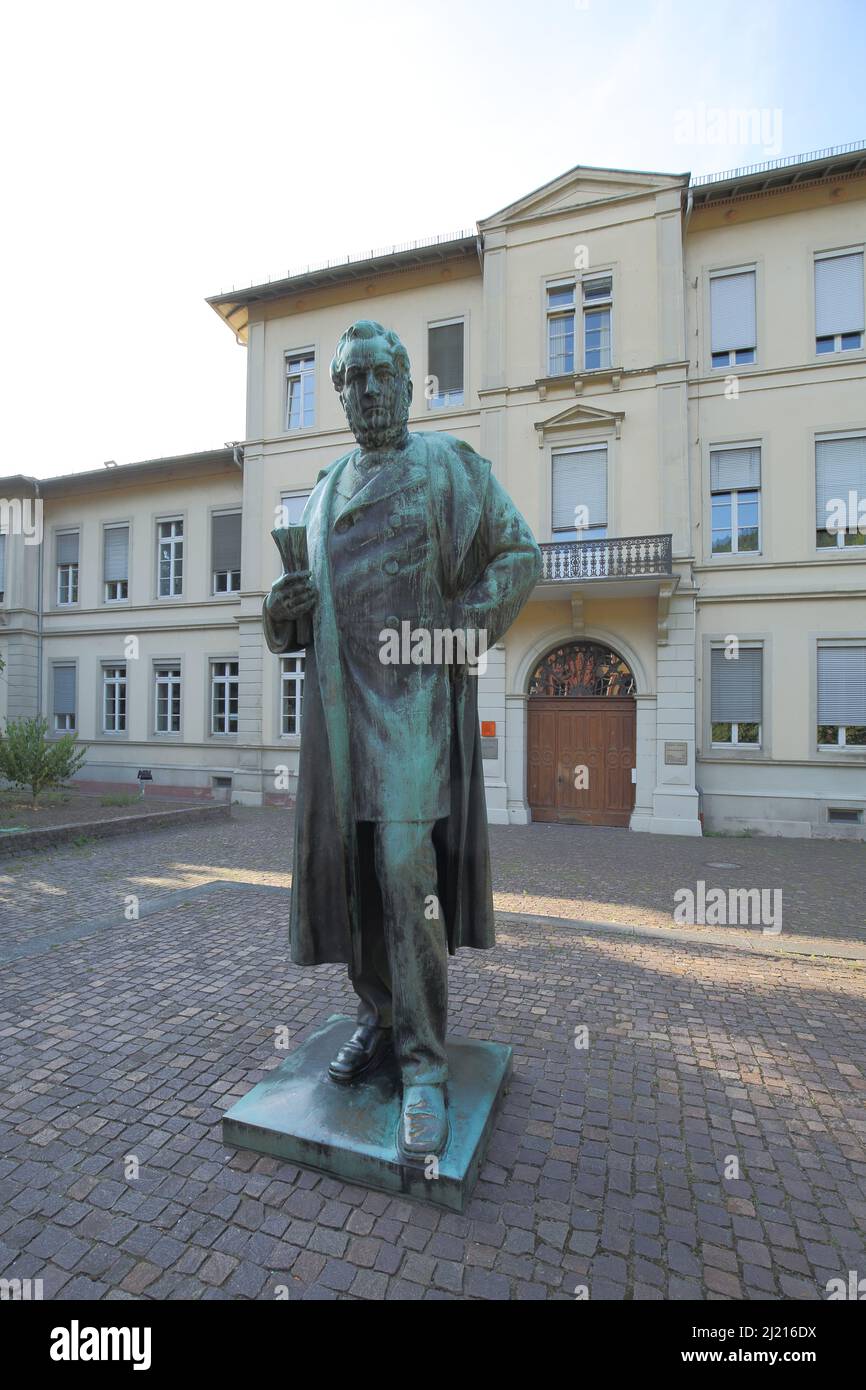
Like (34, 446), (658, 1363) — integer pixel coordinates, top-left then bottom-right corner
(222, 1015), (512, 1212)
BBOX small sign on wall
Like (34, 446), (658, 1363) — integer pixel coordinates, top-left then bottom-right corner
(481, 721), (496, 737)
(664, 741), (688, 766)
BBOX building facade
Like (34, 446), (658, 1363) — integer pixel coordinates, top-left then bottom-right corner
(2, 144), (865, 837)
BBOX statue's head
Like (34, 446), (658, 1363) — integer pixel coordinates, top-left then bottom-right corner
(330, 320), (413, 450)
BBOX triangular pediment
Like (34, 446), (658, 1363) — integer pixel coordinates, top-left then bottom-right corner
(480, 163), (687, 229)
(535, 401), (625, 443)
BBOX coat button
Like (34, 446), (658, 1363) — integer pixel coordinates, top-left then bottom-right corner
(384, 559), (399, 575)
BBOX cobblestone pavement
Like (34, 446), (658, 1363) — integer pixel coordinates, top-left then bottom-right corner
(1, 813), (864, 1300)
(1, 807), (864, 948)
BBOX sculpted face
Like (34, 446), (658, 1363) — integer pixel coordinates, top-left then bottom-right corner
(339, 335), (412, 451)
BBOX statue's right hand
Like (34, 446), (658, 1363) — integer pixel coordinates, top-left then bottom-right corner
(266, 570), (317, 624)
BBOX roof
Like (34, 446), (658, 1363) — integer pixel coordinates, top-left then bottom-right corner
(689, 140), (866, 207)
(207, 232), (479, 343)
(0, 447), (239, 498)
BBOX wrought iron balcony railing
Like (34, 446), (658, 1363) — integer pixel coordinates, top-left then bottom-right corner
(540, 533), (673, 582)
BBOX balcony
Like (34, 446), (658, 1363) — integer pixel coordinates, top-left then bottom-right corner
(540, 533), (673, 582)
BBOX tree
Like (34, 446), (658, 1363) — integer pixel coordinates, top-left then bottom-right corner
(0, 717), (86, 803)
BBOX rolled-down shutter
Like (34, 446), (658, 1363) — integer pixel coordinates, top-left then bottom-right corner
(212, 512), (242, 573)
(815, 252), (865, 337)
(710, 271), (756, 353)
(56, 531), (79, 564)
(818, 646), (866, 726)
(104, 525), (129, 581)
(711, 646), (762, 723)
(710, 446), (761, 492)
(428, 322), (464, 396)
(552, 448), (608, 531)
(53, 665), (76, 716)
(815, 436), (866, 526)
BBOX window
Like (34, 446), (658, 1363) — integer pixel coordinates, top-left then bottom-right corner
(157, 519), (183, 597)
(710, 269), (756, 367)
(102, 665), (127, 733)
(103, 525), (129, 602)
(427, 319), (464, 408)
(711, 645), (762, 746)
(815, 250), (864, 353)
(0, 532), (6, 603)
(56, 531), (79, 605)
(815, 434), (866, 549)
(278, 492), (310, 528)
(551, 446), (608, 539)
(281, 653), (305, 735)
(211, 660), (239, 735)
(154, 665), (181, 733)
(582, 275), (612, 370)
(212, 512), (241, 594)
(285, 352), (315, 430)
(710, 446), (761, 554)
(53, 664), (76, 732)
(547, 282), (575, 374)
(817, 645), (866, 748)
(547, 276), (613, 375)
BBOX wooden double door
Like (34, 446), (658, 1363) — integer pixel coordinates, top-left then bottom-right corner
(527, 697), (636, 827)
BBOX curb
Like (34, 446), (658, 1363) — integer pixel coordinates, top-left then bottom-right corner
(0, 802), (232, 860)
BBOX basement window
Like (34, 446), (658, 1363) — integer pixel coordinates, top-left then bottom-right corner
(827, 807), (863, 824)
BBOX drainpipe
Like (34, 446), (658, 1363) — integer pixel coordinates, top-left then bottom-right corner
(31, 478), (44, 719)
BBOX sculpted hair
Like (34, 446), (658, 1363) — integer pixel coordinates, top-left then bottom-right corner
(330, 320), (411, 392)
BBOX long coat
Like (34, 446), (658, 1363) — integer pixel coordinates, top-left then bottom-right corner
(263, 431), (542, 972)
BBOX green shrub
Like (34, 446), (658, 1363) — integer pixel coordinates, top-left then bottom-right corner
(0, 717), (86, 803)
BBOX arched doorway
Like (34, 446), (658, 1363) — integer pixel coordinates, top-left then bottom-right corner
(527, 640), (637, 827)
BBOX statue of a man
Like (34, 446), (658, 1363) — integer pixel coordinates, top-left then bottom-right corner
(263, 320), (541, 1161)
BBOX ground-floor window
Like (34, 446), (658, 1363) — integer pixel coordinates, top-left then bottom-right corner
(710, 645), (763, 748)
(155, 665), (181, 734)
(281, 653), (305, 734)
(211, 661), (239, 735)
(817, 642), (866, 747)
(102, 664), (127, 733)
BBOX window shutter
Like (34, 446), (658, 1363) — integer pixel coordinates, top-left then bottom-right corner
(818, 646), (866, 726)
(711, 647), (762, 723)
(710, 271), (756, 353)
(815, 252), (865, 336)
(53, 665), (76, 715)
(56, 531), (79, 564)
(815, 436), (866, 526)
(104, 526), (129, 582)
(0, 533), (5, 595)
(552, 448), (608, 530)
(428, 322), (464, 395)
(710, 446), (761, 492)
(212, 512), (242, 573)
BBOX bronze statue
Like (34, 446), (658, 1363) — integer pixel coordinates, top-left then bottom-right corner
(263, 321), (541, 1163)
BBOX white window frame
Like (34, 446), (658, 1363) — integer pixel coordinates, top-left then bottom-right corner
(426, 316), (465, 410)
(285, 350), (316, 432)
(0, 529), (7, 605)
(56, 530), (80, 606)
(103, 523), (130, 603)
(157, 518), (184, 598)
(546, 278), (576, 376)
(710, 642), (763, 749)
(280, 652), (305, 737)
(817, 641), (866, 750)
(52, 663), (76, 732)
(709, 265), (757, 369)
(102, 664), (127, 734)
(814, 247), (865, 355)
(211, 660), (239, 736)
(710, 489), (761, 555)
(154, 664), (182, 734)
(581, 274), (613, 371)
(815, 431), (866, 551)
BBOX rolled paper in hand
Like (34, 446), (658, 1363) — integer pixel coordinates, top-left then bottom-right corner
(271, 525), (309, 574)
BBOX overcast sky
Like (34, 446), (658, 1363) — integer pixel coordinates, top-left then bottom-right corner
(2, 0), (864, 478)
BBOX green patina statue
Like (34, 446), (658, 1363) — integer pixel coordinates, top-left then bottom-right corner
(263, 320), (541, 1164)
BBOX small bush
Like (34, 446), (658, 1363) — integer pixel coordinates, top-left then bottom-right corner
(0, 717), (86, 803)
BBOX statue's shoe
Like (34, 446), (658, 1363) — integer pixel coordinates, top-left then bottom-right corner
(397, 1083), (449, 1161)
(328, 1024), (393, 1086)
